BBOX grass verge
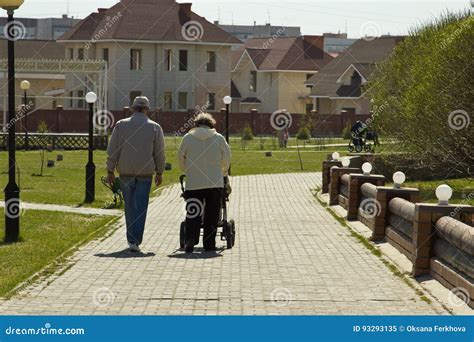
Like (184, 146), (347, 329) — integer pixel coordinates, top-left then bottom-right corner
(0, 209), (118, 298)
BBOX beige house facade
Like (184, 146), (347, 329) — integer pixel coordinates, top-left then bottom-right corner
(306, 36), (405, 116)
(58, 0), (241, 111)
(231, 36), (333, 114)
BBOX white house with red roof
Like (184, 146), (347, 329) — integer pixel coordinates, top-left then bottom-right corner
(58, 0), (242, 111)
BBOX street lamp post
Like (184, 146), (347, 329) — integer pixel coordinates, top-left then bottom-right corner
(223, 96), (232, 176)
(2, 0), (25, 243)
(223, 96), (232, 144)
(85, 92), (97, 203)
(20, 80), (30, 150)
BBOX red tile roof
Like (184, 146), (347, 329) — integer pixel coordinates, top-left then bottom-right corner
(232, 36), (333, 72)
(58, 0), (241, 45)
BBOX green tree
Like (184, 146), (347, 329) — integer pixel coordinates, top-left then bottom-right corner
(369, 12), (473, 179)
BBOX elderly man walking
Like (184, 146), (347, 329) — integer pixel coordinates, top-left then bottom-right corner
(106, 96), (166, 252)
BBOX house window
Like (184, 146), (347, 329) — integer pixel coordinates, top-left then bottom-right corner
(67, 48), (74, 59)
(77, 90), (84, 108)
(78, 48), (84, 60)
(164, 92), (173, 110)
(351, 72), (362, 87)
(103, 48), (109, 64)
(165, 49), (172, 71)
(206, 51), (216, 72)
(178, 92), (187, 110)
(306, 73), (313, 81)
(179, 50), (188, 71)
(69, 91), (74, 108)
(207, 93), (215, 111)
(130, 49), (142, 70)
(250, 71), (257, 92)
(130, 91), (142, 106)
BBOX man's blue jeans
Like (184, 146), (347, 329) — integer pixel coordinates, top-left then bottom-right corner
(120, 176), (152, 246)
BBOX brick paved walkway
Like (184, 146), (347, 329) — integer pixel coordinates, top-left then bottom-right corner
(0, 173), (447, 315)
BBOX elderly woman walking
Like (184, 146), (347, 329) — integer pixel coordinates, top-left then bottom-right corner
(178, 113), (231, 253)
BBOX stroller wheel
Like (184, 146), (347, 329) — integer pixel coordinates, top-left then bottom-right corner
(364, 144), (372, 152)
(179, 222), (186, 249)
(348, 145), (354, 153)
(355, 145), (363, 153)
(229, 219), (236, 247)
(224, 222), (233, 249)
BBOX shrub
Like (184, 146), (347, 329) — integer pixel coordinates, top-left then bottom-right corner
(369, 12), (473, 179)
(241, 125), (254, 140)
(341, 122), (353, 140)
(296, 126), (311, 140)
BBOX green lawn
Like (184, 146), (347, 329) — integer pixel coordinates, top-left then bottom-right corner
(0, 136), (468, 207)
(0, 209), (115, 297)
(0, 137), (342, 208)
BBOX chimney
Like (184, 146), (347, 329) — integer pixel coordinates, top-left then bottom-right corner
(179, 3), (192, 22)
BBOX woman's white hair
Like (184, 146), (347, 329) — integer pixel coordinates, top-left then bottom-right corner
(194, 113), (216, 128)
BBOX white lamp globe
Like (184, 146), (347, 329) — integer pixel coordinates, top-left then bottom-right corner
(85, 92), (97, 104)
(20, 80), (31, 90)
(362, 162), (372, 175)
(223, 96), (232, 105)
(332, 152), (340, 161)
(341, 157), (350, 167)
(392, 171), (406, 188)
(436, 184), (452, 205)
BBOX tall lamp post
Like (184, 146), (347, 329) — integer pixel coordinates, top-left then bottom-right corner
(2, 0), (25, 243)
(20, 80), (30, 150)
(223, 96), (232, 176)
(85, 92), (97, 203)
(223, 96), (232, 143)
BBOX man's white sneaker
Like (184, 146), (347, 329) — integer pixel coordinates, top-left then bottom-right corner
(128, 243), (141, 253)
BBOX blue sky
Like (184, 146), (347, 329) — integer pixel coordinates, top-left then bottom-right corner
(9, 0), (472, 38)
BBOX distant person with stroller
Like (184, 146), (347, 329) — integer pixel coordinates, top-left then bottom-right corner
(178, 113), (231, 253)
(106, 96), (166, 252)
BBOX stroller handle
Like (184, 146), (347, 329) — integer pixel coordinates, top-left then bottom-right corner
(179, 175), (186, 193)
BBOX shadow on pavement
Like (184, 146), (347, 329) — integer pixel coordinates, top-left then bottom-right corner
(168, 247), (224, 259)
(95, 249), (156, 258)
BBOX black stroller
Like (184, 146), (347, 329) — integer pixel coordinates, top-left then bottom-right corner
(179, 175), (236, 249)
(348, 121), (379, 153)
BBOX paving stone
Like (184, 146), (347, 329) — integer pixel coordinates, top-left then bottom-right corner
(0, 173), (446, 315)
